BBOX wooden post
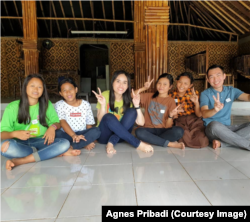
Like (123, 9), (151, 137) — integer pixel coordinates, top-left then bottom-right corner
(134, 1), (169, 91)
(21, 1), (39, 76)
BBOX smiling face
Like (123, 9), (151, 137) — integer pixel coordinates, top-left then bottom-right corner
(156, 77), (172, 96)
(112, 74), (128, 96)
(207, 67), (226, 91)
(59, 82), (78, 102)
(177, 76), (193, 95)
(26, 78), (44, 102)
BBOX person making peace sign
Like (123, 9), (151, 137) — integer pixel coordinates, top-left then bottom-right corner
(169, 72), (209, 148)
(133, 73), (185, 149)
(200, 65), (250, 151)
(92, 70), (154, 154)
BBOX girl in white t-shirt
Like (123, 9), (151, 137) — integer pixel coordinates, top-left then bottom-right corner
(55, 78), (101, 150)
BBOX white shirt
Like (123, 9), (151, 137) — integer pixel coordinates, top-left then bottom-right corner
(55, 100), (95, 132)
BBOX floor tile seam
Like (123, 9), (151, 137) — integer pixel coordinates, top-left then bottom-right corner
(3, 184), (75, 189)
(171, 153), (213, 205)
(72, 183), (135, 188)
(83, 163), (133, 166)
(130, 152), (139, 206)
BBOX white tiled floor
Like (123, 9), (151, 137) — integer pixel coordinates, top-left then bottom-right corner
(1, 114), (250, 221)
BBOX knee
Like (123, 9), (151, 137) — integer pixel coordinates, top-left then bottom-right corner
(175, 126), (184, 138)
(135, 128), (145, 139)
(206, 121), (222, 133)
(92, 127), (101, 138)
(102, 113), (117, 122)
(125, 108), (137, 117)
(1, 139), (14, 153)
(58, 139), (70, 153)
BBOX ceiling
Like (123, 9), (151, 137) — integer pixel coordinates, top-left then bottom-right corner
(1, 1), (250, 41)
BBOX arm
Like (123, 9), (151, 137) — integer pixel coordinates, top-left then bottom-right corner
(92, 88), (107, 123)
(60, 120), (75, 137)
(194, 102), (202, 117)
(97, 105), (106, 123)
(86, 125), (93, 129)
(132, 76), (154, 96)
(201, 105), (218, 118)
(190, 88), (202, 117)
(165, 117), (174, 128)
(238, 93), (250, 101)
(132, 89), (145, 126)
(166, 105), (181, 128)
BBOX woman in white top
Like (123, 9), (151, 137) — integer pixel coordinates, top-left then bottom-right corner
(55, 78), (101, 151)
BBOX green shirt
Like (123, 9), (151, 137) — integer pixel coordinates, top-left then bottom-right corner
(0, 100), (59, 138)
(96, 90), (132, 126)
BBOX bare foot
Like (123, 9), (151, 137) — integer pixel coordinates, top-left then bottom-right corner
(6, 159), (15, 170)
(85, 142), (95, 151)
(213, 140), (221, 149)
(106, 142), (116, 154)
(168, 142), (185, 150)
(61, 146), (81, 156)
(137, 142), (154, 153)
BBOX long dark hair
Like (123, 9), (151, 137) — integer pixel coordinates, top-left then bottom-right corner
(58, 77), (79, 100)
(152, 73), (173, 98)
(109, 70), (132, 114)
(18, 74), (49, 127)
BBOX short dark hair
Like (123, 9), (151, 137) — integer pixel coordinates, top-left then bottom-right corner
(176, 72), (194, 84)
(58, 77), (79, 99)
(152, 73), (173, 98)
(206, 65), (224, 76)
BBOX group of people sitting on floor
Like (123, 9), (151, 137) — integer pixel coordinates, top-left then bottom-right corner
(1, 64), (250, 170)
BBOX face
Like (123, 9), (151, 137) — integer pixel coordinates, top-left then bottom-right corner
(26, 78), (44, 101)
(177, 76), (192, 94)
(59, 82), (78, 102)
(112, 74), (128, 95)
(207, 68), (226, 90)
(156, 77), (172, 95)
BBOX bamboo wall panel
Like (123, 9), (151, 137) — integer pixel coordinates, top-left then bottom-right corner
(110, 42), (135, 88)
(41, 40), (78, 71)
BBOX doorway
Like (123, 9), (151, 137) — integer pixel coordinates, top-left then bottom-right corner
(79, 44), (109, 103)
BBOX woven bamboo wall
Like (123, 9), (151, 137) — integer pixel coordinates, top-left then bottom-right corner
(168, 41), (238, 93)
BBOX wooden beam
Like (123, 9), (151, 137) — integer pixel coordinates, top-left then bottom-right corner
(191, 14), (200, 39)
(51, 0), (62, 37)
(191, 1), (228, 39)
(39, 1), (50, 35)
(1, 16), (135, 23)
(122, 0), (126, 31)
(168, 1), (174, 38)
(79, 1), (86, 31)
(69, 0), (79, 37)
(187, 3), (191, 40)
(219, 1), (250, 27)
(169, 23), (238, 36)
(112, 0), (117, 37)
(179, 0), (187, 37)
(190, 5), (221, 39)
(211, 1), (249, 32)
(198, 1), (238, 34)
(228, 1), (250, 20)
(13, 0), (23, 32)
(101, 0), (107, 31)
(203, 1), (244, 34)
(238, 1), (250, 11)
(1, 22), (5, 33)
(131, 1), (134, 21)
(90, 0), (95, 37)
(198, 18), (214, 39)
(59, 0), (69, 32)
(3, 1), (14, 32)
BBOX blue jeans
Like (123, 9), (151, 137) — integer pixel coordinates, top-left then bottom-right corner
(1, 138), (70, 161)
(98, 108), (141, 148)
(55, 127), (101, 149)
(135, 126), (184, 147)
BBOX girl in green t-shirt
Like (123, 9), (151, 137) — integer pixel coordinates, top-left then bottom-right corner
(1, 74), (81, 170)
(92, 70), (154, 154)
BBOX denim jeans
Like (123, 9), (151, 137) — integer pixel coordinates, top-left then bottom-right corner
(98, 108), (141, 148)
(55, 127), (101, 149)
(205, 121), (250, 150)
(1, 138), (70, 161)
(135, 126), (184, 147)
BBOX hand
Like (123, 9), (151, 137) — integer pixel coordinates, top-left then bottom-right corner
(14, 130), (36, 140)
(190, 87), (199, 104)
(72, 134), (87, 143)
(213, 93), (224, 112)
(42, 126), (56, 145)
(132, 89), (140, 107)
(92, 87), (106, 106)
(144, 75), (154, 90)
(177, 103), (185, 114)
(169, 104), (183, 118)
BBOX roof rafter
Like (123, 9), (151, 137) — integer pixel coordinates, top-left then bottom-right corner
(238, 1), (250, 11)
(13, 0), (23, 32)
(101, 0), (107, 32)
(51, 0), (62, 37)
(89, 0), (95, 37)
(205, 1), (244, 34)
(3, 1), (14, 32)
(122, 0), (126, 31)
(211, 1), (249, 32)
(39, 0), (50, 35)
(112, 0), (117, 37)
(59, 0), (69, 32)
(179, 0), (187, 37)
(219, 1), (250, 27)
(69, 0), (79, 37)
(79, 1), (86, 31)
(228, 1), (250, 20)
